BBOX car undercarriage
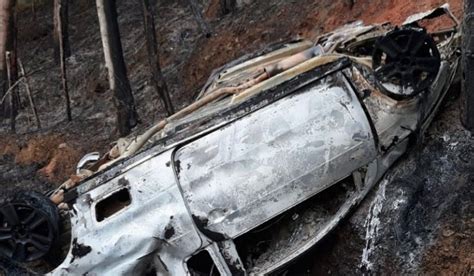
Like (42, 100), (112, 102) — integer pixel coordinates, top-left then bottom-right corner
(0, 4), (465, 275)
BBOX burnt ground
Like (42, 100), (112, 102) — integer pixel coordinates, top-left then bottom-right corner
(287, 87), (474, 275)
(0, 0), (472, 274)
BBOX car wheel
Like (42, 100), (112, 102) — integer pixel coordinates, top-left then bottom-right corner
(372, 28), (441, 100)
(0, 191), (60, 263)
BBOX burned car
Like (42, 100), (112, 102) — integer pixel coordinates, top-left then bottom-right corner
(0, 5), (464, 276)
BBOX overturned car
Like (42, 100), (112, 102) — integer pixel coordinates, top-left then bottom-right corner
(0, 5), (464, 276)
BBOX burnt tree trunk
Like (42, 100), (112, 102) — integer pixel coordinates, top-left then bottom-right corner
(461, 0), (474, 131)
(53, 0), (70, 63)
(19, 58), (41, 129)
(0, 1), (12, 101)
(32, 0), (36, 21)
(6, 52), (14, 131)
(7, 3), (17, 90)
(54, 0), (72, 121)
(140, 0), (174, 116)
(0, 0), (18, 122)
(187, 0), (211, 36)
(97, 0), (138, 136)
(220, 0), (236, 14)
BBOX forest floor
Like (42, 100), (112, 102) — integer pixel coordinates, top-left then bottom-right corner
(0, 0), (472, 274)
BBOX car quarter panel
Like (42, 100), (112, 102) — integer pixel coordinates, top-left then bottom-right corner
(173, 72), (377, 239)
(50, 150), (202, 276)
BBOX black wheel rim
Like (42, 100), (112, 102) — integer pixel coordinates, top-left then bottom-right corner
(373, 28), (441, 99)
(0, 203), (55, 262)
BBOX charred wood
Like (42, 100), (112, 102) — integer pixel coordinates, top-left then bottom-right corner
(96, 0), (138, 136)
(0, 0), (18, 120)
(55, 0), (72, 121)
(461, 0), (474, 131)
(19, 59), (41, 129)
(53, 0), (70, 63)
(187, 0), (211, 36)
(220, 0), (236, 15)
(140, 0), (174, 116)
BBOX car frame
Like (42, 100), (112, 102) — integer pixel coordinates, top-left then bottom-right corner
(0, 4), (462, 276)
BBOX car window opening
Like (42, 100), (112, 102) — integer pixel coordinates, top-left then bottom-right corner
(95, 188), (131, 222)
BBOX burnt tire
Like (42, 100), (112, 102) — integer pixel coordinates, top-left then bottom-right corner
(0, 191), (59, 263)
(373, 28), (441, 100)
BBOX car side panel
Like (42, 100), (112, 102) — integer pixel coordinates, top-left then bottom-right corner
(49, 150), (202, 275)
(173, 73), (377, 238)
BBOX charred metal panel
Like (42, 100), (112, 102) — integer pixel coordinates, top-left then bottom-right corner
(348, 66), (419, 150)
(68, 61), (350, 198)
(348, 61), (452, 151)
(49, 150), (202, 275)
(174, 73), (377, 239)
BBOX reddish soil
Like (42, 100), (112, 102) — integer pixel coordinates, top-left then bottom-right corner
(422, 223), (474, 274)
(1, 133), (88, 183)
